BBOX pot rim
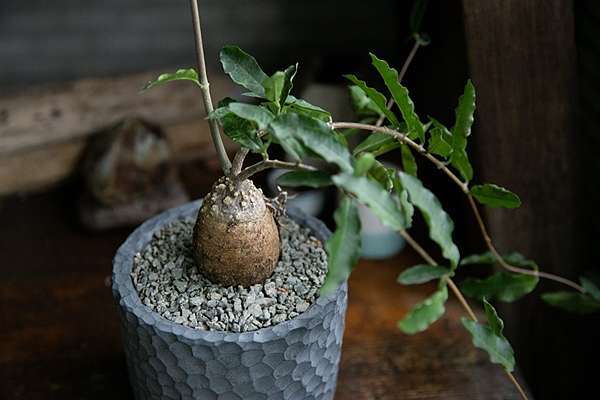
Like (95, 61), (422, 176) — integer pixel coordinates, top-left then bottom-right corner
(112, 199), (346, 342)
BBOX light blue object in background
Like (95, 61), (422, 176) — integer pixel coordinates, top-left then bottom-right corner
(357, 196), (406, 259)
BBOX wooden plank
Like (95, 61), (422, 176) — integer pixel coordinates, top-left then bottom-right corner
(0, 71), (238, 194)
(0, 118), (235, 195)
(460, 1), (592, 398)
(0, 70), (236, 155)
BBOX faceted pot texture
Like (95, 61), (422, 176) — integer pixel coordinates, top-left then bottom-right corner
(112, 200), (348, 400)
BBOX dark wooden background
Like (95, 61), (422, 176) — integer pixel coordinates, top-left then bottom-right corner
(1, 0), (599, 399)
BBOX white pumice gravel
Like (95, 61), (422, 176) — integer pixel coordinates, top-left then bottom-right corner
(131, 216), (328, 332)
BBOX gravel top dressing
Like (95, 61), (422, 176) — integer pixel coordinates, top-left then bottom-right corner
(131, 216), (328, 332)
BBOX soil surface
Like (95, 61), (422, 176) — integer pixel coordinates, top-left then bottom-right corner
(131, 216), (328, 332)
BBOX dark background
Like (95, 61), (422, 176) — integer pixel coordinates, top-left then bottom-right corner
(1, 0), (599, 399)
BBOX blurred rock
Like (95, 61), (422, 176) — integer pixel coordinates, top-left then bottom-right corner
(79, 118), (189, 230)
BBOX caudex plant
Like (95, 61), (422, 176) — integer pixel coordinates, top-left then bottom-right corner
(143, 1), (600, 399)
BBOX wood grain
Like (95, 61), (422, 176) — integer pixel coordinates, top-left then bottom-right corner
(0, 72), (237, 194)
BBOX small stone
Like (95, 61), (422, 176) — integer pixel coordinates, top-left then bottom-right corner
(296, 301), (309, 313)
(130, 216), (328, 332)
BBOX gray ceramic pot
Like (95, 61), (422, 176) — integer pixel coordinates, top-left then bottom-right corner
(112, 200), (348, 400)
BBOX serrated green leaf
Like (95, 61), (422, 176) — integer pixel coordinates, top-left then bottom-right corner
(391, 173), (415, 228)
(398, 286), (448, 334)
(321, 196), (361, 294)
(398, 171), (459, 268)
(345, 74), (401, 127)
(218, 112), (263, 152)
(397, 264), (451, 285)
(471, 184), (521, 209)
(483, 298), (504, 335)
(428, 118), (454, 158)
(349, 85), (382, 118)
(397, 186), (415, 229)
(461, 272), (538, 302)
(285, 96), (331, 121)
(143, 68), (201, 91)
(542, 292), (600, 314)
(220, 46), (268, 97)
(460, 252), (497, 266)
(580, 277), (600, 301)
(370, 53), (424, 141)
(332, 174), (406, 230)
(462, 307), (515, 371)
(400, 144), (418, 176)
(353, 132), (397, 155)
(264, 64), (297, 107)
(269, 113), (353, 172)
(459, 251), (536, 269)
(276, 171), (332, 189)
(367, 160), (394, 191)
(355, 153), (376, 176)
(449, 80), (475, 181)
(228, 103), (275, 130)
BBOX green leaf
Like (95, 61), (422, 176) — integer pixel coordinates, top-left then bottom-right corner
(218, 112), (263, 152)
(349, 85), (382, 118)
(398, 171), (460, 268)
(332, 174), (406, 230)
(370, 53), (424, 141)
(460, 252), (497, 266)
(462, 303), (515, 371)
(276, 171), (332, 189)
(400, 144), (418, 176)
(398, 286), (448, 334)
(460, 251), (535, 268)
(471, 184), (521, 209)
(228, 103), (275, 130)
(264, 64), (297, 107)
(321, 196), (361, 294)
(353, 132), (397, 155)
(355, 153), (376, 176)
(368, 160), (395, 191)
(483, 298), (504, 335)
(398, 186), (415, 229)
(581, 277), (600, 301)
(391, 173), (414, 228)
(142, 68), (200, 90)
(285, 96), (331, 121)
(449, 80), (475, 181)
(269, 113), (353, 172)
(542, 292), (600, 314)
(220, 46), (268, 97)
(344, 74), (401, 127)
(428, 118), (454, 158)
(397, 265), (451, 285)
(461, 272), (538, 302)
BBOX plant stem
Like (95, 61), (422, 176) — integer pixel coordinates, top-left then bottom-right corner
(230, 148), (250, 176)
(331, 121), (584, 293)
(236, 159), (317, 182)
(397, 229), (528, 400)
(376, 40), (421, 127)
(189, 0), (231, 174)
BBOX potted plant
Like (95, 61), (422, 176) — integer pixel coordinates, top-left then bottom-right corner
(112, 1), (600, 399)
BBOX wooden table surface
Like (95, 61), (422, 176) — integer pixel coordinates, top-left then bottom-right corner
(0, 163), (530, 400)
